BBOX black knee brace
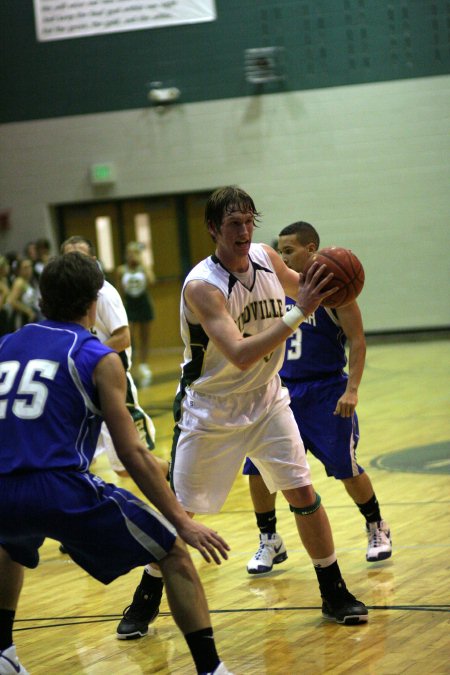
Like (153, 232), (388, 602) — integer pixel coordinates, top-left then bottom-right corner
(289, 492), (321, 516)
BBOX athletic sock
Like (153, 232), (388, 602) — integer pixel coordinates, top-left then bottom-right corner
(140, 566), (164, 592)
(313, 560), (342, 597)
(255, 509), (277, 535)
(184, 627), (220, 674)
(0, 609), (15, 650)
(357, 493), (382, 524)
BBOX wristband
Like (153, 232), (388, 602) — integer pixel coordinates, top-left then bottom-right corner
(281, 305), (305, 330)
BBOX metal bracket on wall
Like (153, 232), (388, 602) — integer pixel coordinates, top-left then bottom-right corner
(244, 47), (285, 84)
(146, 81), (181, 113)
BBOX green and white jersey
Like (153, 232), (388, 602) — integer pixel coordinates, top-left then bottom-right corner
(121, 267), (148, 298)
(180, 243), (286, 396)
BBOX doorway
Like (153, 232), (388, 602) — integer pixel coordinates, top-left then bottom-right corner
(55, 192), (214, 350)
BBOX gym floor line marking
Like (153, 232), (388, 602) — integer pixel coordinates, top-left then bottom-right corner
(14, 604), (450, 631)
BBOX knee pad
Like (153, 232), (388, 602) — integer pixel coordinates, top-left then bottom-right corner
(289, 492), (321, 516)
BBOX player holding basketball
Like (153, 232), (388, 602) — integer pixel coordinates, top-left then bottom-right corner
(117, 186), (368, 639)
(245, 221), (392, 575)
(0, 252), (232, 675)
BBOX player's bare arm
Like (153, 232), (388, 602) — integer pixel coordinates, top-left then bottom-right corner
(262, 243), (300, 298)
(334, 301), (366, 417)
(184, 280), (294, 370)
(94, 352), (230, 564)
(7, 278), (35, 320)
(103, 324), (131, 353)
(262, 244), (338, 314)
(185, 267), (334, 371)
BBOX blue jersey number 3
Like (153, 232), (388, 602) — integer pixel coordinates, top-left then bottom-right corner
(286, 328), (302, 361)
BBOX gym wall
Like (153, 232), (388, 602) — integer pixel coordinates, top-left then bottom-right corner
(0, 0), (449, 333)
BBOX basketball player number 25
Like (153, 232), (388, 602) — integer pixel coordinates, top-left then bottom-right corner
(0, 359), (59, 419)
(286, 328), (302, 361)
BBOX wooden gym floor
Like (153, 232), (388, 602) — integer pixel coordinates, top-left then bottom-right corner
(13, 336), (450, 674)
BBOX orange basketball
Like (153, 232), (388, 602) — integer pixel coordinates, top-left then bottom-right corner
(303, 246), (365, 308)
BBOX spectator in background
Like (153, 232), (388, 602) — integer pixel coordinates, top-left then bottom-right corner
(4, 252), (19, 285)
(34, 238), (52, 278)
(23, 240), (40, 288)
(117, 242), (155, 387)
(7, 258), (40, 330)
(0, 256), (11, 336)
(23, 241), (37, 266)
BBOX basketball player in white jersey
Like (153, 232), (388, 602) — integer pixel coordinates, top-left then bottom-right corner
(60, 236), (168, 479)
(118, 186), (368, 640)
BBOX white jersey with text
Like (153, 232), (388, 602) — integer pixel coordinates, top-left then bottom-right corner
(179, 243), (285, 396)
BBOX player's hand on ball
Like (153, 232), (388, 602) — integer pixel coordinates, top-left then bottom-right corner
(296, 262), (338, 316)
(303, 247), (365, 308)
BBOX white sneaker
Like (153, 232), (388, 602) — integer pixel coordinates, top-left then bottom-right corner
(247, 532), (288, 574)
(207, 663), (234, 675)
(366, 520), (392, 562)
(0, 645), (29, 675)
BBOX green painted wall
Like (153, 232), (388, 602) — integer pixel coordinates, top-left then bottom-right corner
(1, 0), (449, 123)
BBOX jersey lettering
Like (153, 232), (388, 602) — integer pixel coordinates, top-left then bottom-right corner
(236, 297), (283, 332)
(0, 359), (59, 420)
(286, 329), (302, 361)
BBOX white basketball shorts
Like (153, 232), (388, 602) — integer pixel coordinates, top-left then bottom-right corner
(172, 376), (312, 514)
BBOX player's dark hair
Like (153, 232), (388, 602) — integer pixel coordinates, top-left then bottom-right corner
(40, 252), (103, 321)
(279, 221), (320, 248)
(60, 235), (96, 256)
(205, 186), (261, 239)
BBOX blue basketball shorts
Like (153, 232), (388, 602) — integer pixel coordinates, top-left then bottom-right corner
(0, 470), (177, 584)
(243, 375), (362, 481)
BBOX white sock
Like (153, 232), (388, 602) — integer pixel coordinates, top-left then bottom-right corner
(312, 552), (337, 568)
(144, 564), (162, 578)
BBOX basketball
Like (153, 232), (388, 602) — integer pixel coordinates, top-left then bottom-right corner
(303, 246), (365, 308)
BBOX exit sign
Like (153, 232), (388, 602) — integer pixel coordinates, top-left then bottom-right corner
(90, 163), (116, 185)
